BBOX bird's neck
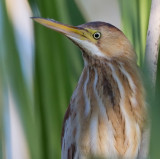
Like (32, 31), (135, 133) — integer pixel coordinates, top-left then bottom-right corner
(81, 53), (143, 108)
(76, 53), (145, 117)
(70, 54), (146, 157)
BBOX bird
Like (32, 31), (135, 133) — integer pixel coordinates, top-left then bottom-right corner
(33, 18), (149, 159)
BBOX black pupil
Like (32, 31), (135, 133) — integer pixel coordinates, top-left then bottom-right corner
(94, 33), (100, 39)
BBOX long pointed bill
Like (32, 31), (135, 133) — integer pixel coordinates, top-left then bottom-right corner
(32, 17), (91, 40)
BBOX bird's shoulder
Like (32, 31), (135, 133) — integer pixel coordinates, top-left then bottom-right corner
(61, 104), (71, 146)
(61, 103), (77, 159)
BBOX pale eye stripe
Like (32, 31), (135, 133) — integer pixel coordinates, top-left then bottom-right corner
(83, 69), (90, 116)
(68, 36), (111, 59)
(119, 64), (137, 107)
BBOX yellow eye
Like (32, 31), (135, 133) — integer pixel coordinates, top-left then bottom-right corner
(93, 32), (101, 40)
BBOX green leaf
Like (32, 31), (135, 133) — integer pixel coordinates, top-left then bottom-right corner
(119, 0), (151, 66)
(0, 0), (84, 158)
(30, 0), (84, 158)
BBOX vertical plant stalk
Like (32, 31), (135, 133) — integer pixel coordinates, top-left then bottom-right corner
(145, 0), (160, 88)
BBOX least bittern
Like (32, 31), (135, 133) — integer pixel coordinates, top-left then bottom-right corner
(33, 18), (149, 159)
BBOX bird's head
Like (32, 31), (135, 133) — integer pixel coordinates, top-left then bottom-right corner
(33, 18), (136, 62)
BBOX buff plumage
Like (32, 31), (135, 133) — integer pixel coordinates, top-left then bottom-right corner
(33, 18), (149, 159)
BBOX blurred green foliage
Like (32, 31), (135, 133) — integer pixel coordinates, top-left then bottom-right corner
(0, 0), (37, 158)
(119, 0), (151, 65)
(0, 0), (84, 158)
(30, 0), (85, 158)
